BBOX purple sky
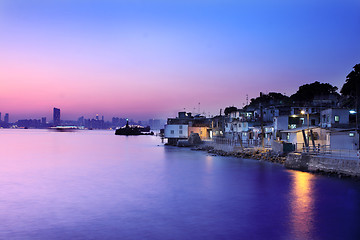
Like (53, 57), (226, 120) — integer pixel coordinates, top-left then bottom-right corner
(1, 0), (359, 121)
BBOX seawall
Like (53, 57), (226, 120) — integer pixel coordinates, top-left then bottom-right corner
(197, 141), (360, 178)
(285, 153), (360, 177)
(195, 142), (287, 164)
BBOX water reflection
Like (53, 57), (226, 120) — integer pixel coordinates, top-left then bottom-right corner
(205, 155), (213, 173)
(289, 171), (315, 239)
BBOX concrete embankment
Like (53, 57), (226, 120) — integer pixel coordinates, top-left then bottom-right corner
(193, 142), (360, 179)
(285, 152), (360, 178)
(193, 142), (287, 164)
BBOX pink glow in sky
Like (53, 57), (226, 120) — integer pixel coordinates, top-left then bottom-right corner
(1, 1), (359, 121)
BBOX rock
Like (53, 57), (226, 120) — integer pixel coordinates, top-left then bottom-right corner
(188, 133), (202, 145)
(177, 140), (191, 147)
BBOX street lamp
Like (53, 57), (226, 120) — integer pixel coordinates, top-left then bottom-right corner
(301, 109), (310, 151)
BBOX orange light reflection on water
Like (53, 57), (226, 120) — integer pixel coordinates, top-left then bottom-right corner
(289, 171), (315, 239)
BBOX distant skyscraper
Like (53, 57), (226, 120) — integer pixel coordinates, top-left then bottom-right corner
(0, 112), (1, 121)
(78, 116), (84, 126)
(4, 113), (9, 124)
(149, 119), (161, 129)
(53, 108), (61, 126)
(41, 117), (47, 125)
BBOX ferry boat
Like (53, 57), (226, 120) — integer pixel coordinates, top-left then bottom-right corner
(49, 126), (78, 132)
(115, 120), (153, 136)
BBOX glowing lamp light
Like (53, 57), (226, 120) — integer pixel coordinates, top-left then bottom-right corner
(349, 110), (357, 114)
(301, 110), (306, 115)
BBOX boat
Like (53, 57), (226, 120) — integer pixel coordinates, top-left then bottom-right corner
(115, 120), (154, 136)
(49, 126), (78, 132)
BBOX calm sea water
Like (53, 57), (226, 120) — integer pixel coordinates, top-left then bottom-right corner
(0, 129), (360, 240)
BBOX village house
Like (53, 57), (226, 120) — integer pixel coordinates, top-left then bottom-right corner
(320, 108), (350, 128)
(324, 129), (359, 150)
(164, 112), (212, 145)
(279, 126), (326, 151)
(164, 112), (192, 145)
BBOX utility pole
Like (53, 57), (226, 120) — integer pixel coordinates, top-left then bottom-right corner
(307, 110), (310, 150)
(260, 103), (264, 149)
(357, 76), (359, 150)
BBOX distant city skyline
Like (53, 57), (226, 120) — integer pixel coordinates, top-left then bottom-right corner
(1, 1), (359, 120)
(0, 109), (166, 123)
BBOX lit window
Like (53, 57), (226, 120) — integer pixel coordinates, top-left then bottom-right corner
(349, 133), (355, 137)
(334, 115), (339, 123)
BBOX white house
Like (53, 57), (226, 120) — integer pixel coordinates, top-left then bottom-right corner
(280, 127), (326, 150)
(164, 124), (189, 145)
(224, 121), (250, 140)
(325, 129), (358, 150)
(320, 108), (349, 128)
(273, 115), (289, 136)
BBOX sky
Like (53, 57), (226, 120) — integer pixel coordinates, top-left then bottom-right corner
(1, 0), (360, 121)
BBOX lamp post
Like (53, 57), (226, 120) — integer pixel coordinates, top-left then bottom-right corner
(301, 109), (310, 151)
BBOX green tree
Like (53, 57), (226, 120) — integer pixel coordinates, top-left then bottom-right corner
(340, 64), (360, 108)
(224, 106), (237, 116)
(246, 92), (289, 109)
(290, 81), (338, 103)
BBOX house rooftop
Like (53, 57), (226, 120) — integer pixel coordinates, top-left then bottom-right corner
(280, 126), (319, 133)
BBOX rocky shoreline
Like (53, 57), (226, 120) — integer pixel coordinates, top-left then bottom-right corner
(190, 143), (360, 181)
(191, 144), (287, 164)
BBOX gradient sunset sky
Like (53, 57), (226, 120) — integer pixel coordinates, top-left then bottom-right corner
(1, 0), (360, 121)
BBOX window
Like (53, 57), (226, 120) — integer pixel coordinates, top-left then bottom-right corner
(334, 115), (339, 123)
(179, 130), (183, 134)
(170, 130), (174, 134)
(349, 132), (355, 137)
(179, 125), (183, 129)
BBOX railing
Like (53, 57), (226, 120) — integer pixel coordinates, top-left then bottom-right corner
(295, 143), (359, 160)
(212, 137), (271, 148)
